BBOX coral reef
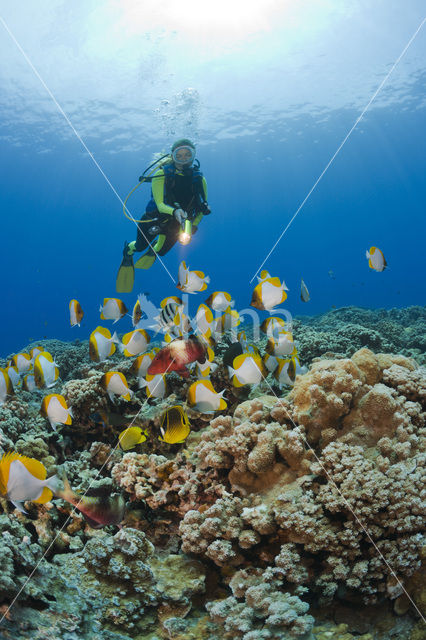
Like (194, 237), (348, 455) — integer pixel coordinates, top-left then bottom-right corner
(0, 308), (425, 639)
(294, 305), (426, 364)
(174, 348), (425, 608)
(207, 567), (314, 639)
(54, 527), (206, 634)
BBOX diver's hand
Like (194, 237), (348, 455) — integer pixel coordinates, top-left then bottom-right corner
(173, 208), (186, 224)
(200, 202), (211, 215)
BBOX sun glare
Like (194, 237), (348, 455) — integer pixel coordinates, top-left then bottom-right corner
(116, 0), (291, 45)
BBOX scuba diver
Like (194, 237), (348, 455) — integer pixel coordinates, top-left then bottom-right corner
(116, 138), (211, 293)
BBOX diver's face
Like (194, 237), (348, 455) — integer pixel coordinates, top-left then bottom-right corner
(174, 148), (193, 165)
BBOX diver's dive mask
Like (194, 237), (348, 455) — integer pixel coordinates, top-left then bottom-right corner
(172, 145), (196, 166)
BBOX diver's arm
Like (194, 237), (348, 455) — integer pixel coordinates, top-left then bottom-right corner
(193, 177), (209, 227)
(151, 169), (175, 215)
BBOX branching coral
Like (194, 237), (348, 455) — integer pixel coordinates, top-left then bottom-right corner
(112, 452), (224, 518)
(0, 319), (424, 640)
(193, 398), (314, 494)
(178, 349), (425, 607)
(207, 567), (314, 639)
(62, 370), (109, 422)
(0, 514), (53, 601)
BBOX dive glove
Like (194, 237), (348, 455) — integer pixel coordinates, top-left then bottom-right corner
(173, 208), (187, 224)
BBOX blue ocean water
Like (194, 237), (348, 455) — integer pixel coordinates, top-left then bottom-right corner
(0, 0), (425, 357)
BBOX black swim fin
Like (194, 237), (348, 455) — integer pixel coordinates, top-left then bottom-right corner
(116, 242), (135, 293)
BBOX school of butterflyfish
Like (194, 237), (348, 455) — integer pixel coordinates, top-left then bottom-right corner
(0, 249), (387, 525)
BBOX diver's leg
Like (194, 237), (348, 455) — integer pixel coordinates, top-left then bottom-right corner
(134, 233), (164, 269)
(134, 217), (177, 269)
(157, 233), (177, 256)
(134, 215), (157, 252)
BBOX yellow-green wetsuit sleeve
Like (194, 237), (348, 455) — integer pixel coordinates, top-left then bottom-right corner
(193, 176), (208, 227)
(151, 168), (175, 215)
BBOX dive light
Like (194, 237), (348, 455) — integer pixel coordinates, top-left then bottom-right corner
(178, 218), (192, 245)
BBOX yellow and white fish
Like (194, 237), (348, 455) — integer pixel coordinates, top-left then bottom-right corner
(159, 406), (190, 444)
(6, 365), (21, 390)
(134, 293), (160, 331)
(251, 271), (288, 310)
(260, 317), (290, 339)
(266, 331), (296, 357)
(228, 353), (266, 387)
(257, 270), (272, 281)
(119, 329), (150, 357)
(40, 394), (73, 430)
(132, 299), (142, 327)
(187, 379), (227, 413)
(195, 359), (217, 379)
(22, 373), (36, 392)
(101, 372), (133, 402)
(69, 299), (84, 327)
(194, 303), (215, 339)
(205, 291), (234, 312)
(263, 352), (279, 373)
(236, 332), (260, 357)
(218, 308), (240, 331)
(300, 279), (310, 302)
(99, 298), (128, 323)
(177, 260), (210, 294)
(0, 368), (13, 405)
(366, 246), (387, 272)
(118, 426), (147, 450)
(132, 348), (160, 379)
(138, 373), (167, 399)
(213, 308), (241, 340)
(194, 344), (216, 379)
(0, 451), (60, 513)
(11, 353), (32, 374)
(89, 327), (119, 363)
(34, 352), (59, 389)
(160, 296), (182, 308)
(30, 346), (44, 361)
(273, 355), (305, 389)
(163, 329), (180, 344)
